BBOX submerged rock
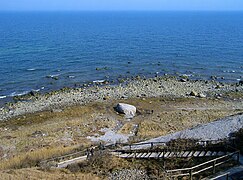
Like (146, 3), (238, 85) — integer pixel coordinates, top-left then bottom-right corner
(115, 103), (136, 119)
(239, 80), (243, 86)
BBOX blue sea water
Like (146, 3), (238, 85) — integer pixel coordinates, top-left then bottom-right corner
(0, 11), (243, 100)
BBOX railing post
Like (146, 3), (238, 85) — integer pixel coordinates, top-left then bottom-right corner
(163, 149), (165, 169)
(226, 173), (229, 180)
(213, 160), (216, 174)
(189, 169), (193, 180)
(237, 151), (240, 164)
(151, 142), (153, 149)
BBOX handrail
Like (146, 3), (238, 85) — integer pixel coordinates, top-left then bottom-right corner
(165, 150), (240, 178)
(40, 148), (88, 164)
(116, 137), (235, 150)
(39, 137), (236, 167)
(210, 172), (230, 180)
(166, 151), (238, 173)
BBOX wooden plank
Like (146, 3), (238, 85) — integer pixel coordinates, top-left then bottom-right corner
(159, 152), (164, 158)
(182, 151), (190, 157)
(193, 151), (200, 157)
(140, 153), (147, 158)
(204, 151), (212, 156)
(164, 152), (170, 158)
(149, 152), (158, 158)
(144, 152), (152, 158)
(187, 151), (194, 157)
(217, 151), (225, 156)
(198, 151), (206, 157)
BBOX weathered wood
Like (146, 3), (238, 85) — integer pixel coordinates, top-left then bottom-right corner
(165, 151), (239, 179)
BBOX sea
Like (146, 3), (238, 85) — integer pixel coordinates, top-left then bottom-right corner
(0, 11), (243, 101)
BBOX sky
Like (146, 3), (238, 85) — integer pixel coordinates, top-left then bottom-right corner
(1, 0), (243, 11)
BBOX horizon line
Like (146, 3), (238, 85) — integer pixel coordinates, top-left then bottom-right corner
(1, 9), (243, 12)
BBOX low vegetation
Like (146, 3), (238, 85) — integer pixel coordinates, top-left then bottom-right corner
(0, 96), (242, 179)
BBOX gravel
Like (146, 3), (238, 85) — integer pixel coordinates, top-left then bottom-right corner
(134, 113), (243, 150)
(108, 169), (149, 180)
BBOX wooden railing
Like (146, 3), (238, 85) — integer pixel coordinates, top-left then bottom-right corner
(39, 149), (87, 167)
(165, 150), (240, 180)
(114, 137), (235, 151)
(39, 137), (237, 168)
(210, 172), (230, 180)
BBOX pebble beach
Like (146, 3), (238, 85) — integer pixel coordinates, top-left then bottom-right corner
(1, 76), (242, 121)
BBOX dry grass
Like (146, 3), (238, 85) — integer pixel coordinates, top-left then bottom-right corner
(0, 168), (101, 180)
(0, 146), (79, 170)
(0, 96), (243, 178)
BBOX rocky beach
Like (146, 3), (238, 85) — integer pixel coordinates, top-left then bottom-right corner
(1, 76), (243, 121)
(0, 76), (243, 179)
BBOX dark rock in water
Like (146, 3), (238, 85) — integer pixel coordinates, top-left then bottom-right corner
(29, 91), (35, 96)
(118, 78), (125, 83)
(13, 91), (39, 101)
(210, 76), (217, 80)
(46, 75), (59, 80)
(239, 80), (243, 85)
(96, 66), (109, 71)
(53, 76), (59, 80)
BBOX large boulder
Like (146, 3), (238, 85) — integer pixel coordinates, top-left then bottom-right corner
(116, 103), (136, 119)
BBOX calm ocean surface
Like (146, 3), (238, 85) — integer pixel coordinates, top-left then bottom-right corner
(0, 11), (243, 100)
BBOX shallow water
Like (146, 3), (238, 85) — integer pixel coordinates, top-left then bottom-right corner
(0, 11), (243, 100)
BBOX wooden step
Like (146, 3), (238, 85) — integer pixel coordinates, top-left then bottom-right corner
(187, 151), (194, 157)
(198, 151), (206, 157)
(204, 151), (212, 156)
(150, 152), (159, 158)
(193, 151), (201, 157)
(182, 151), (190, 157)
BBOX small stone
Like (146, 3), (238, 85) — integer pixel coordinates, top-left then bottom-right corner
(215, 85), (221, 89)
(121, 95), (128, 99)
(103, 96), (110, 100)
(31, 131), (47, 138)
(51, 109), (62, 113)
(198, 93), (206, 98)
(190, 91), (198, 96)
(180, 78), (187, 82)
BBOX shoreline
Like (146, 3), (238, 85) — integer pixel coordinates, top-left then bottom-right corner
(0, 75), (242, 121)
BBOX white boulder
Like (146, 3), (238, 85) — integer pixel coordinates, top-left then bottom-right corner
(116, 103), (136, 119)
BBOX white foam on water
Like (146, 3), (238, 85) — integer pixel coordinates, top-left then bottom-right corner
(27, 68), (36, 71)
(93, 79), (105, 83)
(0, 96), (7, 99)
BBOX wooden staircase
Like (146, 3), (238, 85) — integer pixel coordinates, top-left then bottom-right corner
(115, 150), (228, 159)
